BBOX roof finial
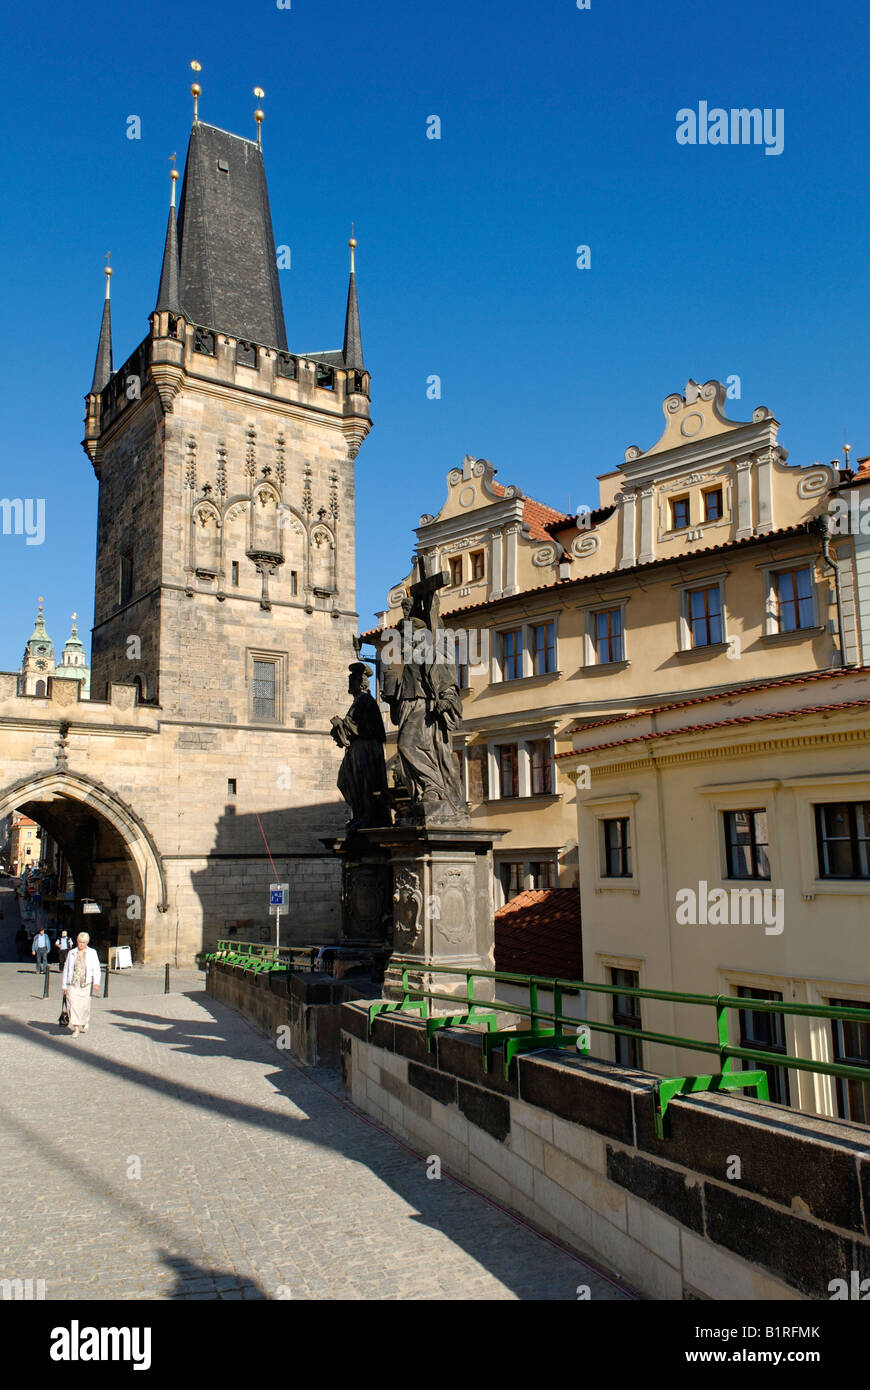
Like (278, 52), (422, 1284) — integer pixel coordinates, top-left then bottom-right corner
(169, 152), (179, 208)
(104, 251), (112, 300)
(190, 60), (202, 125)
(253, 87), (265, 147)
(349, 223), (356, 274)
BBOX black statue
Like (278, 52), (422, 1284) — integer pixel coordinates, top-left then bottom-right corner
(331, 662), (389, 831)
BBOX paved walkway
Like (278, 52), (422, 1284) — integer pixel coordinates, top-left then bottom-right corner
(0, 903), (631, 1301)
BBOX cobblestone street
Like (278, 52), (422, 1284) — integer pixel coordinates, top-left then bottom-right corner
(0, 899), (631, 1303)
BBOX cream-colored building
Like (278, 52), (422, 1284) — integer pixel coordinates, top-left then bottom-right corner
(366, 381), (870, 1119)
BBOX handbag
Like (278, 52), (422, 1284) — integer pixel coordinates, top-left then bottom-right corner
(58, 999), (70, 1027)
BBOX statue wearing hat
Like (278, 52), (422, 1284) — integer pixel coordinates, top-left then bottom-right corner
(331, 662), (389, 831)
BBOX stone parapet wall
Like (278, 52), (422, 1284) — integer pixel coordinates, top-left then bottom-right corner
(341, 1002), (870, 1301)
(208, 961), (377, 1065)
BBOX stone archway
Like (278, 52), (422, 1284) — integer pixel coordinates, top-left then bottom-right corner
(0, 770), (167, 960)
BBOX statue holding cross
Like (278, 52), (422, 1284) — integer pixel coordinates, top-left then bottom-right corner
(381, 555), (467, 825)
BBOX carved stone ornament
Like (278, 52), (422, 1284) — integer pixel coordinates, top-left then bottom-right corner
(432, 865), (472, 946)
(797, 466), (834, 499)
(393, 868), (423, 947)
(448, 469), (463, 487)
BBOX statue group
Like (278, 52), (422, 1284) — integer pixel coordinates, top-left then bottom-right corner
(331, 557), (467, 831)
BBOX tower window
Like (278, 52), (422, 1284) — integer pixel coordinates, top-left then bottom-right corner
(120, 554), (134, 605)
(231, 561), (240, 587)
(227, 778), (237, 797)
(290, 570), (298, 596)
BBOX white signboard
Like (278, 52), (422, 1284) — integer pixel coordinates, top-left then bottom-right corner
(110, 946), (133, 971)
(269, 883), (289, 916)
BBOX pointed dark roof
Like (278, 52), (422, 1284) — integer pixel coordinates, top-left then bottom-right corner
(343, 268), (364, 371)
(176, 122), (287, 349)
(155, 197), (181, 314)
(90, 284), (113, 393)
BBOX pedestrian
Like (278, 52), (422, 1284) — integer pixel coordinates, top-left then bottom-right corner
(61, 932), (101, 1037)
(32, 926), (51, 974)
(56, 929), (73, 971)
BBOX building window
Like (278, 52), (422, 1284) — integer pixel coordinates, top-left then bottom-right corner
(290, 570), (298, 596)
(529, 739), (553, 796)
(470, 550), (485, 581)
(450, 556), (463, 587)
(736, 986), (790, 1105)
(120, 553), (134, 605)
(531, 622), (556, 675)
(227, 778), (237, 797)
(611, 967), (642, 1067)
(467, 746), (489, 801)
(500, 629), (523, 681)
(529, 860), (555, 890)
(671, 496), (690, 530)
(829, 998), (870, 1124)
(231, 561), (239, 587)
(724, 810), (770, 880)
(703, 488), (723, 522)
(252, 659), (278, 721)
(593, 608), (623, 665)
(498, 743), (519, 799)
(774, 566), (814, 632)
(454, 634), (469, 689)
(501, 862), (524, 901)
(815, 802), (870, 879)
(602, 817), (631, 877)
(34, 680), (46, 697)
(688, 584), (723, 647)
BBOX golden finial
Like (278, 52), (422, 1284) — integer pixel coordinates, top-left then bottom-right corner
(253, 87), (265, 146)
(190, 60), (202, 124)
(349, 223), (356, 272)
(169, 151), (179, 206)
(104, 251), (112, 299)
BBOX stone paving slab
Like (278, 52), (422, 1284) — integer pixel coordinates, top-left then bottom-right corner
(0, 959), (632, 1301)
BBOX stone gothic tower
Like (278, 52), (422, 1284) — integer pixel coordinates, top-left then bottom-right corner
(83, 113), (370, 721)
(77, 93), (372, 957)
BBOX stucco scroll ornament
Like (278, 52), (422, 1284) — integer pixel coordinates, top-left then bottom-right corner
(571, 532), (600, 558)
(393, 868), (423, 948)
(448, 469), (463, 487)
(532, 545), (556, 567)
(797, 466), (835, 500)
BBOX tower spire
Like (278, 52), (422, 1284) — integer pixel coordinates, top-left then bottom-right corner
(342, 228), (364, 372)
(155, 157), (181, 313)
(90, 257), (113, 393)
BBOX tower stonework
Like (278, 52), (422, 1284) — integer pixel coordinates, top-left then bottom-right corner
(74, 113), (371, 960)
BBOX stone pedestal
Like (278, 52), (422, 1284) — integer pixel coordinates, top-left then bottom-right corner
(359, 823), (505, 1003)
(324, 834), (393, 947)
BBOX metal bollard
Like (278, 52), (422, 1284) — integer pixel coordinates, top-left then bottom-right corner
(102, 962), (109, 999)
(164, 963), (170, 994)
(42, 965), (50, 999)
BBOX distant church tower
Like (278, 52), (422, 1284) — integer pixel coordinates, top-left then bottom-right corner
(20, 599), (55, 695)
(81, 80), (370, 722)
(54, 614), (91, 698)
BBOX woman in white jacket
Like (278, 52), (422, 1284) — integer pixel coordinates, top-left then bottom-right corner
(61, 932), (101, 1036)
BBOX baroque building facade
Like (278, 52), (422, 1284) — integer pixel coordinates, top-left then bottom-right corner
(364, 382), (870, 1118)
(0, 95), (370, 961)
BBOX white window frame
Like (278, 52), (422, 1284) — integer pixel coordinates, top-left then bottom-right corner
(491, 615), (559, 683)
(674, 572), (729, 652)
(582, 793), (640, 892)
(784, 772), (870, 899)
(493, 853), (559, 907)
(486, 727), (558, 801)
(580, 599), (630, 668)
(697, 780), (781, 886)
(759, 555), (821, 638)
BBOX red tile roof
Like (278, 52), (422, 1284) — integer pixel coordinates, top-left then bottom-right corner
(564, 696), (870, 758)
(494, 889), (583, 980)
(562, 665), (870, 741)
(522, 497), (575, 541)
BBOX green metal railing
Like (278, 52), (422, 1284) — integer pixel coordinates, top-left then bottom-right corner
(204, 941), (324, 974)
(368, 959), (870, 1138)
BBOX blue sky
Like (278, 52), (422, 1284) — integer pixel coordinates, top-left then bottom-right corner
(0, 0), (867, 670)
